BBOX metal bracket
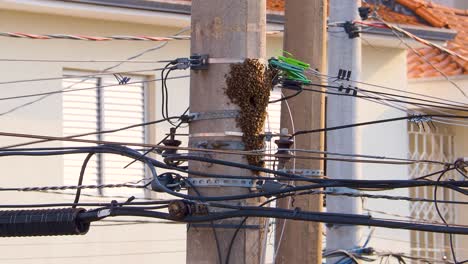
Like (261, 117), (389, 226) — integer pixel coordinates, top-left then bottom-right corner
(190, 140), (245, 150)
(326, 187), (359, 194)
(208, 58), (244, 64)
(278, 169), (324, 177)
(189, 110), (240, 121)
(189, 131), (244, 138)
(190, 54), (209, 70)
(185, 178), (259, 188)
(190, 223), (260, 229)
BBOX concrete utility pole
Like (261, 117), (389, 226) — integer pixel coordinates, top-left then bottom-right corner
(187, 0), (266, 263)
(274, 0), (327, 263)
(326, 0), (363, 262)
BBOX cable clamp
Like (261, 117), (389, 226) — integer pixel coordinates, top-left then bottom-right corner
(190, 140), (245, 151)
(190, 223), (261, 229)
(189, 110), (240, 121)
(189, 131), (244, 138)
(326, 187), (359, 194)
(278, 169), (323, 177)
(344, 21), (360, 39)
(185, 178), (259, 189)
(190, 54), (209, 70)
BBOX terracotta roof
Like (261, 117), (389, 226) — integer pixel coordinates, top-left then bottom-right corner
(405, 1), (468, 78)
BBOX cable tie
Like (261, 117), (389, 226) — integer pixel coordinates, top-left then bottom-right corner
(345, 85), (352, 94)
(346, 70), (352, 81)
(337, 69), (344, 80)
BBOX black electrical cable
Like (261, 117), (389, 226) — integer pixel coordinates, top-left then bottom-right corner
(123, 107), (189, 169)
(0, 200), (173, 208)
(269, 87), (303, 103)
(324, 250), (360, 264)
(434, 169), (459, 264)
(183, 179), (223, 264)
(4, 145), (463, 236)
(160, 62), (172, 121)
(164, 68), (178, 126)
(165, 155), (468, 192)
(1, 146), (467, 202)
(305, 83), (468, 112)
(73, 152), (95, 208)
(78, 206), (468, 234)
(319, 86), (468, 113)
(290, 113), (468, 138)
(224, 198), (272, 264)
(0, 114), (185, 150)
(2, 147), (468, 199)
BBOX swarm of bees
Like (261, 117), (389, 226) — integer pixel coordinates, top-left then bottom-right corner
(225, 59), (276, 168)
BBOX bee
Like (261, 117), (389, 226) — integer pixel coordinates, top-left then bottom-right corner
(224, 59), (272, 169)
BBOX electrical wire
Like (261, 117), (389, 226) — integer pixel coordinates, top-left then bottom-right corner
(354, 20), (467, 63)
(306, 68), (468, 108)
(123, 107), (189, 169)
(273, 91), (297, 264)
(183, 179), (223, 264)
(0, 68), (162, 86)
(0, 130), (433, 165)
(269, 87), (303, 103)
(358, 17), (467, 99)
(73, 152), (95, 208)
(316, 84), (468, 113)
(79, 205), (468, 234)
(0, 75), (189, 102)
(0, 58), (166, 63)
(0, 200), (173, 208)
(291, 113), (468, 138)
(1, 146), (466, 201)
(0, 115), (185, 149)
(434, 169), (459, 264)
(0, 32), (190, 41)
(1, 144), (467, 238)
(0, 27), (190, 116)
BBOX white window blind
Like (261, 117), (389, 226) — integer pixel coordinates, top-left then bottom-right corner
(62, 72), (147, 197)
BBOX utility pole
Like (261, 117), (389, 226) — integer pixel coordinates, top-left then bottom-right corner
(187, 0), (266, 263)
(274, 0), (327, 263)
(326, 0), (363, 262)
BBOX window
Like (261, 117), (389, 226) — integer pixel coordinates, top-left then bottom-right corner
(62, 71), (148, 197)
(408, 122), (457, 261)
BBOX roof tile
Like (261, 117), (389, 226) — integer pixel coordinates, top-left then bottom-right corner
(407, 1), (467, 78)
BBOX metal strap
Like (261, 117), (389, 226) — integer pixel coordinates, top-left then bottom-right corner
(190, 140), (245, 150)
(278, 169), (324, 177)
(208, 58), (244, 64)
(189, 131), (244, 138)
(186, 178), (259, 188)
(190, 223), (260, 229)
(189, 110), (240, 121)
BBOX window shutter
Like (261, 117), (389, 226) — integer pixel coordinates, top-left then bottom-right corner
(62, 72), (147, 197)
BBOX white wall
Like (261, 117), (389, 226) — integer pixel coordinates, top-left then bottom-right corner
(358, 46), (411, 257)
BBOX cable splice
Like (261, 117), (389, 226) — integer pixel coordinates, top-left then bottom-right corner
(0, 208), (89, 237)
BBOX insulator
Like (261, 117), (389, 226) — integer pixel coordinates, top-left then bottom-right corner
(0, 208), (90, 237)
